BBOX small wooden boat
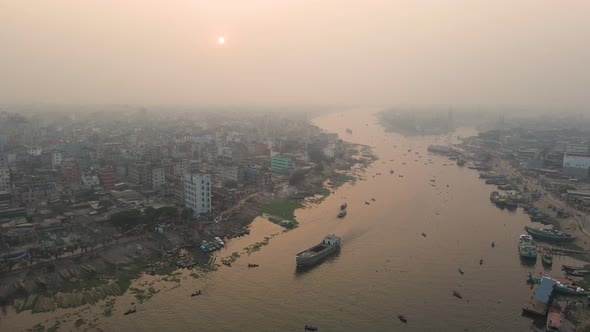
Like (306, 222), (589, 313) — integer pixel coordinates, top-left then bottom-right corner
(191, 290), (201, 297)
(124, 308), (137, 315)
(340, 203), (347, 210)
(562, 264), (585, 271)
(542, 253), (553, 266)
(480, 258), (483, 265)
(371, 197), (376, 202)
(337, 210), (347, 218)
(458, 269), (464, 275)
(491, 242), (495, 248)
(304, 324), (318, 331)
(248, 263), (259, 268)
(421, 232), (427, 237)
(365, 201), (370, 205)
(452, 290), (463, 299)
(397, 315), (407, 324)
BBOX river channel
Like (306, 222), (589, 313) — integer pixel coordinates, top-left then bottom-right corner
(4, 110), (584, 331)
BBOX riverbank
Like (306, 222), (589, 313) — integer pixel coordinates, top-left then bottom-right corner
(1, 131), (375, 329)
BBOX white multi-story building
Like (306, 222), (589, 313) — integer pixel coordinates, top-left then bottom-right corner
(80, 173), (100, 189)
(51, 151), (63, 170)
(151, 167), (166, 190)
(323, 144), (336, 159)
(220, 164), (245, 183)
(184, 173), (211, 215)
(0, 167), (11, 192)
(172, 160), (189, 177)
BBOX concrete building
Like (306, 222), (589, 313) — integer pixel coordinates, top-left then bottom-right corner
(61, 164), (81, 183)
(184, 173), (211, 215)
(220, 164), (245, 184)
(0, 191), (12, 210)
(566, 143), (590, 155)
(151, 167), (166, 190)
(97, 166), (116, 190)
(128, 162), (149, 185)
(516, 149), (540, 162)
(81, 173), (100, 189)
(271, 155), (291, 173)
(51, 151), (63, 170)
(563, 153), (590, 179)
(0, 167), (11, 192)
(323, 144), (336, 159)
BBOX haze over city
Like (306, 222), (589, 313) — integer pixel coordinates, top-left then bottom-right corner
(4, 2), (590, 332)
(2, 1), (589, 109)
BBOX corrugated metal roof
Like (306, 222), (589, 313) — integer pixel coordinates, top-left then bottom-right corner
(534, 277), (557, 304)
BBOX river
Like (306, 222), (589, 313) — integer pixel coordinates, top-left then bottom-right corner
(3, 110), (583, 331)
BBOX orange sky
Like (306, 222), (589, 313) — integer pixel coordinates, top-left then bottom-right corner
(1, 1), (589, 109)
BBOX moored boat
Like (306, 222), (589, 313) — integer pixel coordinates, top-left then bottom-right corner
(337, 210), (347, 218)
(296, 235), (341, 267)
(542, 252), (553, 266)
(490, 191), (505, 207)
(518, 234), (537, 259)
(524, 226), (576, 242)
(528, 272), (588, 295)
(554, 283), (588, 296)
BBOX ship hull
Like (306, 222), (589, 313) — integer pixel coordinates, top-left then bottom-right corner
(524, 226), (575, 242)
(296, 245), (340, 267)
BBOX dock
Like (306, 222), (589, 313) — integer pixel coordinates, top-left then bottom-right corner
(522, 285), (548, 316)
(523, 277), (557, 316)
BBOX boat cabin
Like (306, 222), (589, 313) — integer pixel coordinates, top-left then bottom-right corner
(323, 235), (341, 246)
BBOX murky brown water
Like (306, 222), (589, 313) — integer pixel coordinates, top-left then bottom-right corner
(2, 110), (584, 331)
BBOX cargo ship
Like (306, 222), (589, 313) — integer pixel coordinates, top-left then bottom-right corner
(296, 235), (341, 267)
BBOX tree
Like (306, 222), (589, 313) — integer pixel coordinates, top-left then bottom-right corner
(289, 170), (307, 185)
(48, 202), (68, 214)
(223, 179), (238, 189)
(110, 210), (142, 230)
(181, 208), (193, 220)
(308, 146), (325, 163)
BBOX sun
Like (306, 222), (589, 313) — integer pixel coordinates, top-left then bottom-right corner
(217, 36), (225, 45)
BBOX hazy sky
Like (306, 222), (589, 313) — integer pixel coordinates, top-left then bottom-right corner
(1, 1), (589, 109)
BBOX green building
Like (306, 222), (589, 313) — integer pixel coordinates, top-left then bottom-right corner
(271, 156), (291, 173)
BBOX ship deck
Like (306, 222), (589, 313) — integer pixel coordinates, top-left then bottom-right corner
(522, 284), (548, 316)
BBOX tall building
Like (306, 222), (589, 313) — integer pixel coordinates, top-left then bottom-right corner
(220, 164), (245, 184)
(97, 166), (115, 190)
(51, 151), (63, 170)
(271, 155), (291, 173)
(0, 167), (11, 192)
(184, 173), (211, 215)
(151, 167), (166, 190)
(563, 153), (590, 180)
